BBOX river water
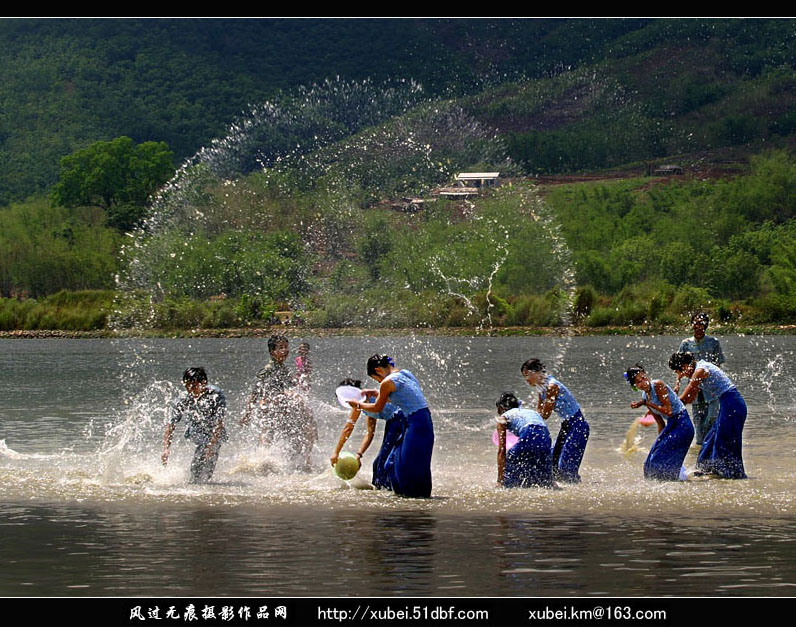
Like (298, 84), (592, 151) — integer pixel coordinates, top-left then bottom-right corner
(0, 335), (793, 597)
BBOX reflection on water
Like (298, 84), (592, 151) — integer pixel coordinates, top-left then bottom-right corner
(0, 336), (794, 596)
(1, 503), (794, 597)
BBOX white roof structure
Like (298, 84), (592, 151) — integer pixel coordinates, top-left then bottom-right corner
(456, 172), (500, 180)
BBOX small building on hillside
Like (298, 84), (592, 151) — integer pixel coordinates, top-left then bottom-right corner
(455, 172), (501, 188)
(435, 172), (500, 199)
(651, 164), (683, 176)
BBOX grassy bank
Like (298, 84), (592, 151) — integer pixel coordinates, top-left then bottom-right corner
(2, 321), (795, 339)
(3, 285), (796, 338)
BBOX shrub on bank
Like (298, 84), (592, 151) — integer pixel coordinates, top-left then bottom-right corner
(0, 290), (114, 331)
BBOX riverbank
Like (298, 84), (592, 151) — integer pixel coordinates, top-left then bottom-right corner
(3, 323), (796, 339)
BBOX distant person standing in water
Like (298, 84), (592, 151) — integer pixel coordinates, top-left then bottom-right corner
(162, 367), (228, 484)
(521, 358), (590, 483)
(295, 341), (313, 393)
(669, 351), (747, 479)
(677, 312), (725, 445)
(351, 355), (434, 498)
(241, 334), (317, 470)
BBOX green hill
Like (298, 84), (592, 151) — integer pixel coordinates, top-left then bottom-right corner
(1, 18), (795, 204)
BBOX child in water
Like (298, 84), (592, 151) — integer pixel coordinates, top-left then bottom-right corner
(330, 378), (406, 490)
(350, 354), (434, 498)
(521, 358), (589, 483)
(295, 342), (313, 393)
(162, 367), (228, 484)
(495, 392), (554, 488)
(668, 352), (747, 479)
(625, 364), (694, 481)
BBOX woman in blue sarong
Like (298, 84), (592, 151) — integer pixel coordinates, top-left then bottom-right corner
(351, 355), (434, 498)
(330, 378), (405, 490)
(495, 392), (554, 488)
(521, 358), (589, 483)
(668, 352), (747, 479)
(625, 364), (694, 481)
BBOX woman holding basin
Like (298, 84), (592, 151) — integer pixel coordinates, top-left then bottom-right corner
(348, 355), (435, 498)
(330, 378), (406, 490)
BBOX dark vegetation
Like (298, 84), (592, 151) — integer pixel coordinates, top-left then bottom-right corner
(1, 18), (795, 331)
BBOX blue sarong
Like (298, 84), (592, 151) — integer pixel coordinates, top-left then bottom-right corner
(372, 411), (406, 490)
(644, 409), (694, 481)
(551, 410), (589, 483)
(697, 388), (747, 479)
(504, 423), (554, 488)
(384, 407), (434, 497)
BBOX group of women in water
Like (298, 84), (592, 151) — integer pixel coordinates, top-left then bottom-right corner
(331, 345), (748, 498)
(164, 328), (747, 494)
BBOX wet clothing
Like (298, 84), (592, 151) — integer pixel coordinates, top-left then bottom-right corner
(541, 376), (589, 483)
(371, 411), (407, 490)
(498, 408), (553, 488)
(385, 370), (429, 416)
(693, 360), (735, 400)
(679, 336), (725, 444)
(245, 360), (317, 467)
(696, 384), (747, 480)
(551, 412), (590, 483)
(642, 380), (686, 421)
(295, 356), (312, 392)
(244, 361), (293, 426)
(190, 444), (221, 484)
(691, 393), (719, 446)
(686, 360), (746, 478)
(382, 370), (434, 497)
(641, 381), (694, 481)
(361, 395), (405, 490)
(362, 396), (400, 422)
(170, 384), (228, 483)
(679, 336), (725, 366)
(540, 375), (581, 421)
(500, 406), (547, 432)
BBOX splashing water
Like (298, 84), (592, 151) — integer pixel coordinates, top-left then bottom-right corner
(618, 418), (648, 457)
(96, 74), (588, 493)
(116, 83), (509, 300)
(762, 354), (787, 417)
(516, 185), (579, 371)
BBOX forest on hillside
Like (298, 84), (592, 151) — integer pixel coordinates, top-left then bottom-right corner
(2, 18), (794, 204)
(1, 18), (795, 332)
